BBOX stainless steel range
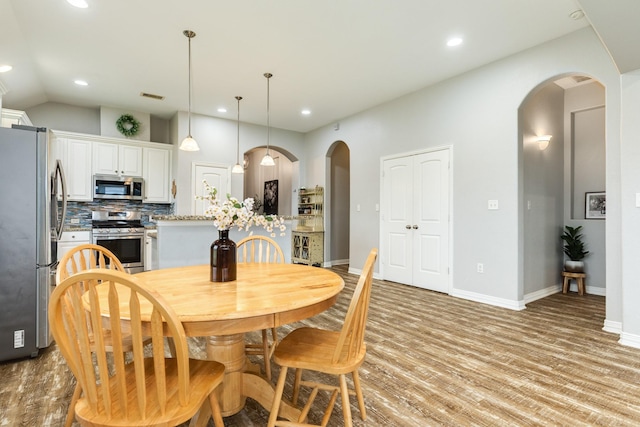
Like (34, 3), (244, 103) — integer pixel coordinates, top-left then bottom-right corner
(92, 210), (145, 273)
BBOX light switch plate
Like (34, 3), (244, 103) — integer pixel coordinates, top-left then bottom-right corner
(636, 193), (640, 207)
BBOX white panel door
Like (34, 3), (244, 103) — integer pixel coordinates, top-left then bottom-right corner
(381, 157), (413, 284)
(412, 150), (449, 292)
(192, 163), (229, 215)
(382, 149), (450, 293)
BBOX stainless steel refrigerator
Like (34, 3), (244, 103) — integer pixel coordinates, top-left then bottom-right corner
(0, 125), (66, 362)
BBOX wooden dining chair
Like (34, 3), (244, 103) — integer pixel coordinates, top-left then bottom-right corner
(57, 243), (125, 283)
(267, 248), (378, 427)
(56, 244), (147, 427)
(236, 235), (284, 381)
(50, 269), (226, 427)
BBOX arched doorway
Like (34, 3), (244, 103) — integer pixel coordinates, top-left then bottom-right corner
(327, 141), (350, 266)
(242, 146), (298, 216)
(519, 74), (606, 301)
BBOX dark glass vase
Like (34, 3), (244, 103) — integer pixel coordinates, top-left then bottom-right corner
(210, 229), (237, 282)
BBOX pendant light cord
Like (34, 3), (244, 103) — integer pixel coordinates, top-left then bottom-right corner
(236, 96), (242, 163)
(265, 72), (272, 155)
(187, 32), (193, 136)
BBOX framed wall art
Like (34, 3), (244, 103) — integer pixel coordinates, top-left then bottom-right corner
(263, 179), (278, 215)
(585, 191), (606, 219)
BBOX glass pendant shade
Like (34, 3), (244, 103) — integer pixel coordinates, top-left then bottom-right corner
(180, 136), (199, 151)
(180, 30), (199, 151)
(260, 153), (275, 166)
(232, 96), (244, 174)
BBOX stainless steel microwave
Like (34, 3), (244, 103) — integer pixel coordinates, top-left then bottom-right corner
(93, 175), (144, 200)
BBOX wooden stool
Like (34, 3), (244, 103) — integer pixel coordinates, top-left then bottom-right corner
(562, 271), (586, 295)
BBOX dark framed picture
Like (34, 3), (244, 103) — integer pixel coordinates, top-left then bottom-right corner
(585, 192), (606, 219)
(263, 180), (278, 215)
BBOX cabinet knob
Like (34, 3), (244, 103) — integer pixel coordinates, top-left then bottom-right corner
(413, 225), (419, 229)
(405, 225), (411, 229)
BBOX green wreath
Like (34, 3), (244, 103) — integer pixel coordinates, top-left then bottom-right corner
(115, 114), (141, 137)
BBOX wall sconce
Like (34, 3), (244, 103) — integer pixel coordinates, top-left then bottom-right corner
(537, 135), (552, 151)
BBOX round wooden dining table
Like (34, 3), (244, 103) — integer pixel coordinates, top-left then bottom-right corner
(130, 263), (344, 421)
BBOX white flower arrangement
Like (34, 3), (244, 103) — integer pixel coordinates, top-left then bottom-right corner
(197, 180), (286, 236)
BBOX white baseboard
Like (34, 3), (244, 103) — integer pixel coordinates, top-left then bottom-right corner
(563, 283), (606, 296)
(603, 319), (622, 334)
(619, 332), (640, 349)
(450, 289), (526, 311)
(324, 259), (349, 267)
(524, 285), (561, 304)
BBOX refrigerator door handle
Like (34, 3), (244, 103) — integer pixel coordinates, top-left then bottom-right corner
(55, 160), (67, 240)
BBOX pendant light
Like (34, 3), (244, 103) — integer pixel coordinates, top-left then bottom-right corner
(260, 72), (275, 166)
(179, 30), (199, 151)
(232, 96), (244, 174)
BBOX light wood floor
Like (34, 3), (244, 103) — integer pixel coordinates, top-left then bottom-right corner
(2, 265), (640, 426)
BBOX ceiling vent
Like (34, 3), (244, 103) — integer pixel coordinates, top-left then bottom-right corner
(140, 92), (165, 100)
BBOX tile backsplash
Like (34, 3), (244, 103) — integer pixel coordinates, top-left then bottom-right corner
(65, 201), (173, 227)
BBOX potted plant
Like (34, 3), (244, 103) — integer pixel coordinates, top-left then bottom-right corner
(561, 225), (589, 272)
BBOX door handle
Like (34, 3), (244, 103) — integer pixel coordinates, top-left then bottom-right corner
(405, 225), (411, 229)
(413, 225), (419, 229)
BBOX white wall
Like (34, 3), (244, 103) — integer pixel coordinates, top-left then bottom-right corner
(26, 102), (101, 135)
(619, 72), (640, 345)
(302, 28), (622, 316)
(172, 111), (305, 215)
(521, 84), (565, 297)
(564, 83), (606, 292)
(99, 107), (150, 142)
(25, 101), (172, 143)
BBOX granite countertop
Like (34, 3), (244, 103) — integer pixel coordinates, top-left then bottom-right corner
(151, 215), (215, 221)
(63, 226), (92, 232)
(151, 215), (298, 222)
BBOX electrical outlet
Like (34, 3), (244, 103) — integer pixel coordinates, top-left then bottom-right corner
(477, 263), (484, 273)
(488, 200), (499, 210)
(14, 330), (24, 348)
(70, 218), (80, 224)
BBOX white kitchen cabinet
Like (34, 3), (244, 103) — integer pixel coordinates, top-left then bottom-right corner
(144, 229), (157, 271)
(93, 142), (143, 177)
(64, 138), (93, 201)
(142, 146), (172, 203)
(57, 231), (91, 265)
(1, 109), (32, 128)
(50, 130), (172, 203)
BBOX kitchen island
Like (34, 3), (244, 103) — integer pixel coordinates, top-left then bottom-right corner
(151, 216), (294, 269)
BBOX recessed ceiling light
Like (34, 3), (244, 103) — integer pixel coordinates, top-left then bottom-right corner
(74, 80), (88, 86)
(0, 65), (12, 73)
(301, 109), (311, 115)
(67, 0), (88, 8)
(447, 37), (463, 47)
(217, 107), (227, 113)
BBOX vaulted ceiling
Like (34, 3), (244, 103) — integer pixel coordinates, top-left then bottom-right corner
(0, 0), (636, 133)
